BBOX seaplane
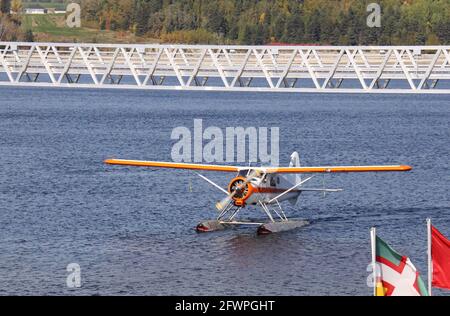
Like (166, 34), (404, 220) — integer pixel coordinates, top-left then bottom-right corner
(104, 152), (412, 234)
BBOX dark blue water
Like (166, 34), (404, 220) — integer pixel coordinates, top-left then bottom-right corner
(0, 87), (448, 296)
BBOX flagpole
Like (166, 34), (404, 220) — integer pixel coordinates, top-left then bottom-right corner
(370, 227), (377, 296)
(427, 218), (432, 296)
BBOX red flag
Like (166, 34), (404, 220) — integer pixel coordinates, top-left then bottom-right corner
(431, 226), (450, 290)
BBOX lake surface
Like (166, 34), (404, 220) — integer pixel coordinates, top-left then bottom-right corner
(0, 87), (449, 295)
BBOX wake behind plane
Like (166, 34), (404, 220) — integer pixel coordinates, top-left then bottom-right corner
(104, 152), (412, 234)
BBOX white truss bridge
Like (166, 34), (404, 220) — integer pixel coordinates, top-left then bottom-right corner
(1, 42), (450, 93)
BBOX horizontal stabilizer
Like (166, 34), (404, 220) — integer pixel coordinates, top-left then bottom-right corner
(299, 188), (343, 192)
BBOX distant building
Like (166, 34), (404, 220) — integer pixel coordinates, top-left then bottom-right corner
(21, 7), (66, 15)
(25, 8), (48, 14)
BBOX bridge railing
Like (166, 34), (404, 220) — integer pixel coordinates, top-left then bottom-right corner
(0, 42), (449, 93)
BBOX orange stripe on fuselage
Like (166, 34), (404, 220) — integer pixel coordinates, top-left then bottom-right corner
(253, 187), (300, 194)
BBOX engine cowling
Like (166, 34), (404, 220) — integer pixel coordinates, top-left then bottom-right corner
(227, 176), (254, 206)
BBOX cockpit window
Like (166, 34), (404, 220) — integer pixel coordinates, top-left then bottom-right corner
(238, 170), (249, 177)
(270, 177), (276, 187)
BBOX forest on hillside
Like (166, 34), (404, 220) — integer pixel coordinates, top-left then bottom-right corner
(1, 0), (450, 44)
(81, 0), (450, 45)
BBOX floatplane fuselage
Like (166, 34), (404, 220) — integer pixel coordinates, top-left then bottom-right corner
(104, 152), (412, 234)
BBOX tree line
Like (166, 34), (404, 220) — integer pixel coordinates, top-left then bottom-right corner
(81, 0), (449, 45)
(0, 0), (31, 41)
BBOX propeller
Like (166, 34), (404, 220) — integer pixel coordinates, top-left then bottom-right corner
(215, 169), (260, 211)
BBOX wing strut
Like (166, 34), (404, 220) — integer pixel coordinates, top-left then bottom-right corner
(268, 176), (315, 204)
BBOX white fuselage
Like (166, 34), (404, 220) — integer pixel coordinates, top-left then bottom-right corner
(236, 172), (300, 206)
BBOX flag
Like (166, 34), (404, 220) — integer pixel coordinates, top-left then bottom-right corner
(375, 236), (428, 296)
(431, 225), (450, 290)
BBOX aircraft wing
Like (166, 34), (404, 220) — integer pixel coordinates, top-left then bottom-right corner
(264, 165), (412, 173)
(104, 159), (412, 173)
(104, 159), (241, 172)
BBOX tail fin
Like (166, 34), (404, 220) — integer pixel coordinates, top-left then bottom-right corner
(288, 151), (302, 206)
(289, 151), (301, 184)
